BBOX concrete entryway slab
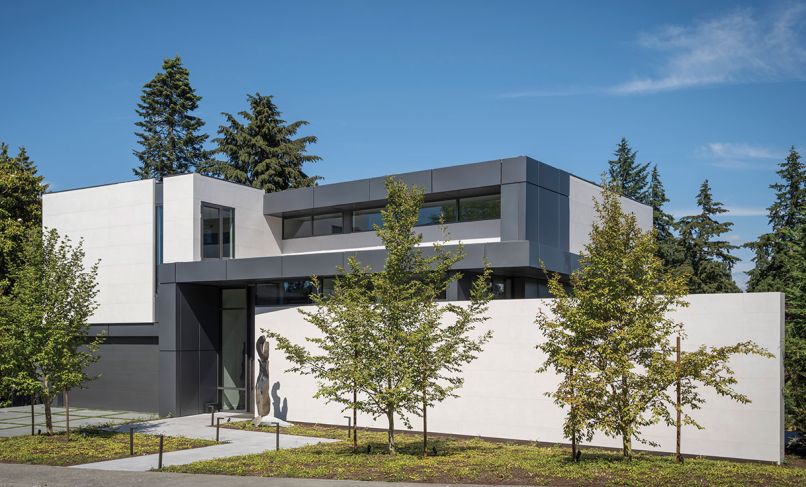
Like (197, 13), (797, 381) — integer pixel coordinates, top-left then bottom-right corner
(71, 412), (336, 471)
(0, 405), (155, 437)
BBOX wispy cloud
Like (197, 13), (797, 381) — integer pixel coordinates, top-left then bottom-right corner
(499, 4), (806, 98)
(697, 142), (781, 170)
(670, 206), (767, 218)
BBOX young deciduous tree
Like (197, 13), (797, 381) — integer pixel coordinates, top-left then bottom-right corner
(268, 178), (491, 454)
(133, 56), (210, 179)
(536, 183), (769, 460)
(0, 228), (103, 433)
(608, 137), (650, 204)
(676, 180), (741, 293)
(0, 143), (48, 293)
(201, 93), (321, 192)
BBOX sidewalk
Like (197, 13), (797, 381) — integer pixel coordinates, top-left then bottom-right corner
(2, 463), (514, 487)
(71, 412), (335, 471)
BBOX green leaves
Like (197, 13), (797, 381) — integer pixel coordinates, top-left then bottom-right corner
(132, 56), (210, 179)
(536, 182), (768, 459)
(267, 178), (491, 454)
(200, 93), (321, 192)
(608, 137), (651, 204)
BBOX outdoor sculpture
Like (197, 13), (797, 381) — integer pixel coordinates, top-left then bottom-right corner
(253, 336), (271, 425)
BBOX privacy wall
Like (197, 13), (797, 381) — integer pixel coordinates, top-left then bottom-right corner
(256, 293), (784, 463)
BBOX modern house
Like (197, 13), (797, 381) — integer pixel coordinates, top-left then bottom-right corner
(42, 156), (651, 417)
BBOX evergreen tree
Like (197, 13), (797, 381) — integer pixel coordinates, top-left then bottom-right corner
(746, 147), (806, 292)
(536, 182), (769, 460)
(132, 56), (209, 179)
(676, 180), (741, 293)
(0, 143), (48, 293)
(744, 147), (806, 433)
(608, 137), (650, 204)
(647, 165), (680, 269)
(201, 93), (321, 192)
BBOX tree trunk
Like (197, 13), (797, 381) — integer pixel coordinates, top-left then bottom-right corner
(64, 391), (70, 441)
(422, 396), (427, 458)
(622, 432), (632, 459)
(352, 388), (358, 452)
(43, 396), (53, 434)
(386, 410), (396, 454)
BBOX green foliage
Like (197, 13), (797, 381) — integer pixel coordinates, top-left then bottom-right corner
(676, 180), (741, 293)
(200, 92), (320, 192)
(647, 165), (682, 270)
(608, 137), (650, 204)
(0, 228), (102, 433)
(166, 423), (806, 486)
(0, 428), (215, 466)
(268, 178), (491, 454)
(784, 224), (806, 432)
(0, 143), (48, 293)
(536, 182), (769, 459)
(132, 56), (210, 179)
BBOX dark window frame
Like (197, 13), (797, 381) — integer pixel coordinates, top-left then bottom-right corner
(201, 202), (235, 260)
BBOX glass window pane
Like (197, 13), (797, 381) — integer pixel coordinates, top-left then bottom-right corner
(321, 277), (336, 296)
(417, 200), (457, 226)
(221, 308), (247, 410)
(256, 283), (282, 306)
(459, 194), (500, 222)
(222, 208), (233, 258)
(283, 280), (316, 304)
(283, 216), (312, 239)
(313, 213), (343, 236)
(490, 277), (510, 299)
(222, 288), (246, 309)
(202, 205), (220, 258)
(352, 208), (384, 232)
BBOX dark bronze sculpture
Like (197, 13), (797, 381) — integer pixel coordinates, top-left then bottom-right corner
(254, 336), (271, 423)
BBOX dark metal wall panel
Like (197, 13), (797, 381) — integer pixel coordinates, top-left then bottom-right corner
(69, 342), (160, 413)
(537, 162), (569, 196)
(175, 259), (226, 283)
(369, 170), (432, 199)
(282, 252), (344, 278)
(107, 323), (158, 337)
(264, 187), (314, 215)
(178, 350), (200, 416)
(159, 351), (178, 416)
(227, 256), (282, 281)
(314, 179), (371, 208)
(432, 160), (502, 193)
(157, 283), (177, 351)
(158, 263), (176, 284)
(500, 182), (526, 241)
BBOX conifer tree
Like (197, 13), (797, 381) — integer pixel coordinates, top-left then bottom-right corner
(676, 180), (741, 293)
(0, 143), (48, 292)
(201, 93), (320, 192)
(536, 182), (769, 460)
(132, 56), (209, 179)
(608, 137), (650, 204)
(785, 224), (806, 433)
(647, 165), (680, 269)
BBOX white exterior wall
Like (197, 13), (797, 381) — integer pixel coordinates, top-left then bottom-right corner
(568, 176), (653, 255)
(257, 292), (784, 463)
(42, 180), (156, 324)
(162, 174), (280, 263)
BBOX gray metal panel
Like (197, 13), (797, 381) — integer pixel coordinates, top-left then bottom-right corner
(157, 283), (177, 351)
(369, 170), (432, 199)
(500, 182), (526, 241)
(263, 187), (314, 215)
(452, 243), (487, 270)
(107, 323), (158, 337)
(525, 183), (540, 243)
(483, 241), (533, 268)
(158, 263), (176, 284)
(538, 187), (561, 248)
(559, 192), (570, 251)
(346, 248), (386, 272)
(159, 350), (178, 417)
(537, 162), (570, 196)
(227, 256), (282, 281)
(536, 244), (570, 274)
(69, 342), (160, 413)
(88, 325), (109, 337)
(178, 350), (199, 417)
(199, 349), (218, 413)
(432, 160), (502, 193)
(282, 252), (344, 278)
(175, 259), (227, 282)
(501, 156), (542, 185)
(314, 179), (371, 208)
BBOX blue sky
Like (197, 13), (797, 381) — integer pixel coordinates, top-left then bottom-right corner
(2, 1), (805, 287)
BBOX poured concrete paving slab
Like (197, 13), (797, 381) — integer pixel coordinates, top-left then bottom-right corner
(72, 413), (337, 471)
(0, 405), (155, 438)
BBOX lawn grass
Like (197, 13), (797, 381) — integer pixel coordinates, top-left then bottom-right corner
(0, 428), (217, 466)
(165, 421), (806, 486)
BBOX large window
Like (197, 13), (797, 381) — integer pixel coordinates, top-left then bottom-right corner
(256, 279), (322, 306)
(313, 213), (343, 236)
(459, 194), (500, 222)
(417, 200), (458, 226)
(202, 203), (234, 259)
(283, 215), (312, 239)
(352, 208), (383, 232)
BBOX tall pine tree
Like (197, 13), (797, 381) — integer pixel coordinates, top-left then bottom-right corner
(132, 56), (209, 179)
(0, 143), (48, 292)
(608, 137), (650, 204)
(745, 146), (806, 433)
(676, 180), (740, 293)
(647, 164), (680, 269)
(201, 93), (320, 192)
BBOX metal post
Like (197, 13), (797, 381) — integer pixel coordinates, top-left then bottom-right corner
(343, 416), (351, 439)
(129, 427), (134, 455)
(216, 418), (221, 442)
(271, 422), (279, 451)
(210, 405), (215, 426)
(158, 435), (164, 469)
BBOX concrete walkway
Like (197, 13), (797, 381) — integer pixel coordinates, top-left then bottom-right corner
(2, 463), (512, 487)
(71, 412), (335, 471)
(0, 405), (154, 437)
